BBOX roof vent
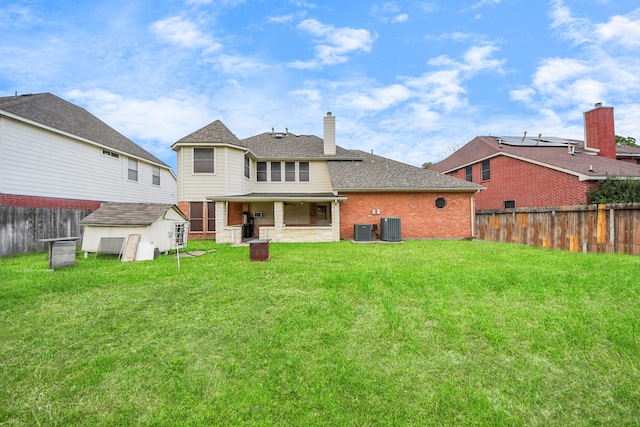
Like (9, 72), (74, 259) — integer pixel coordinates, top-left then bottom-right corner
(274, 133), (284, 139)
(595, 102), (602, 108)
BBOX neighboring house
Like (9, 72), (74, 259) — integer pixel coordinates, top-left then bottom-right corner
(0, 92), (177, 256)
(0, 93), (177, 208)
(172, 113), (483, 243)
(431, 104), (640, 210)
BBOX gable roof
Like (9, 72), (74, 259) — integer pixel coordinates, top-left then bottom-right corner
(431, 136), (640, 180)
(172, 119), (240, 147)
(80, 203), (187, 226)
(328, 150), (484, 192)
(0, 93), (168, 167)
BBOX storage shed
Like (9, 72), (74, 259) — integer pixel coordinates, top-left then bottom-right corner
(81, 203), (188, 258)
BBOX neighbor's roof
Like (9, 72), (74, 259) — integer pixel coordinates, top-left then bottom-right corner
(80, 203), (187, 226)
(0, 93), (168, 167)
(171, 119), (240, 147)
(328, 150), (485, 192)
(431, 136), (640, 180)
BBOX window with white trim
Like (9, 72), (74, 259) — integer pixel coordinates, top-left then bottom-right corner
(194, 148), (214, 173)
(152, 166), (160, 185)
(128, 158), (138, 181)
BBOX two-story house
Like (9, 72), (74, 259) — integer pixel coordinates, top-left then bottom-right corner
(172, 113), (484, 243)
(431, 104), (640, 210)
(0, 93), (177, 208)
(0, 92), (177, 256)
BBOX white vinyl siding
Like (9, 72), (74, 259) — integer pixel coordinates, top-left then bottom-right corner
(177, 146), (245, 200)
(0, 117), (177, 204)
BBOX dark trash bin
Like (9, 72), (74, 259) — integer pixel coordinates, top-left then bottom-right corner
(250, 239), (270, 261)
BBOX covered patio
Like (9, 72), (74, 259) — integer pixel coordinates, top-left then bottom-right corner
(209, 193), (347, 244)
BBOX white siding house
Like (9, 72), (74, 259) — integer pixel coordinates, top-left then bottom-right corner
(0, 92), (178, 257)
(0, 93), (177, 205)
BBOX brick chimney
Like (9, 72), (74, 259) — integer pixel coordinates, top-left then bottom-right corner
(584, 103), (616, 159)
(323, 112), (336, 155)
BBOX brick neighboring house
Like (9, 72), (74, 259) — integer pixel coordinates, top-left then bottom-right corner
(172, 113), (484, 243)
(431, 104), (640, 210)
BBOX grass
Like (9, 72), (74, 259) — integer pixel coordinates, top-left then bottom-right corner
(1, 239), (639, 426)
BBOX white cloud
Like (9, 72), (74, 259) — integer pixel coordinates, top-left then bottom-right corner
(66, 89), (214, 160)
(595, 16), (640, 48)
(294, 19), (375, 67)
(371, 2), (409, 23)
(150, 16), (221, 50)
(342, 84), (412, 111)
(470, 0), (502, 10)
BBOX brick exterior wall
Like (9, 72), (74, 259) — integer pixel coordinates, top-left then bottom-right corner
(448, 156), (598, 210)
(0, 193), (101, 210)
(584, 106), (616, 159)
(339, 192), (475, 239)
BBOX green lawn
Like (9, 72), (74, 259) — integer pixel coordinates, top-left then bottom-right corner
(1, 240), (639, 426)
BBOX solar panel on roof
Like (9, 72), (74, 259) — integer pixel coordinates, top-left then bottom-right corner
(496, 136), (572, 147)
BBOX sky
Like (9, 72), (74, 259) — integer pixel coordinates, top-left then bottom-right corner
(1, 0), (640, 171)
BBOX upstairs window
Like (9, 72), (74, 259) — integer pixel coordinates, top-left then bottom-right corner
(285, 162), (296, 182)
(244, 154), (250, 179)
(128, 158), (138, 181)
(194, 148), (214, 173)
(257, 162), (267, 182)
(271, 162), (281, 182)
(481, 159), (491, 181)
(102, 149), (119, 159)
(299, 162), (309, 182)
(465, 165), (472, 182)
(152, 166), (160, 186)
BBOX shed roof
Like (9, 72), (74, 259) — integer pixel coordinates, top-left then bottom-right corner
(0, 93), (168, 167)
(80, 203), (187, 226)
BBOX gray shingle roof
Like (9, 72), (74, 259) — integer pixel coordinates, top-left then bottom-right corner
(80, 203), (186, 226)
(172, 119), (240, 146)
(328, 150), (484, 191)
(431, 136), (640, 178)
(0, 93), (168, 167)
(241, 132), (360, 159)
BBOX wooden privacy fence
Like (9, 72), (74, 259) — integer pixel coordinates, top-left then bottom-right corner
(475, 203), (640, 255)
(0, 206), (93, 258)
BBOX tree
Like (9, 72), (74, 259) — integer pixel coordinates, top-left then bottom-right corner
(422, 162), (433, 169)
(587, 176), (640, 204)
(615, 135), (638, 147)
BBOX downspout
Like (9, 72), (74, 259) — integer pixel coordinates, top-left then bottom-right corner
(471, 191), (477, 238)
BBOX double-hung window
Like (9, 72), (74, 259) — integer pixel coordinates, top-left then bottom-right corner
(128, 158), (138, 181)
(285, 162), (296, 182)
(481, 159), (490, 181)
(244, 154), (250, 179)
(299, 162), (309, 182)
(271, 162), (281, 182)
(194, 148), (214, 173)
(257, 162), (267, 182)
(465, 165), (473, 182)
(152, 166), (160, 185)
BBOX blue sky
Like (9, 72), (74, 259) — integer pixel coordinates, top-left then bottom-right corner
(2, 0), (640, 171)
